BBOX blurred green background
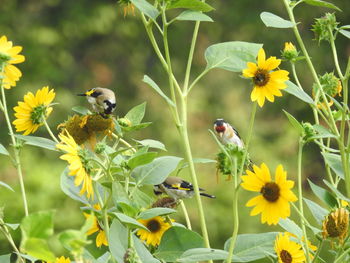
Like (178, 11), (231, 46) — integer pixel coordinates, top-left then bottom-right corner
(0, 0), (349, 261)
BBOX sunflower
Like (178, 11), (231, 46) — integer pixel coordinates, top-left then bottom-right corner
(0, 35), (25, 89)
(84, 204), (108, 247)
(56, 131), (94, 199)
(137, 216), (172, 246)
(12, 86), (55, 135)
(55, 256), (71, 263)
(275, 233), (306, 263)
(241, 163), (297, 225)
(242, 48), (289, 107)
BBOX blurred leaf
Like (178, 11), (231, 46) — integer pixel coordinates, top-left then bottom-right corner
(122, 122), (152, 132)
(127, 152), (158, 170)
(112, 181), (137, 216)
(283, 110), (303, 134)
(15, 253), (37, 262)
(97, 252), (111, 263)
(0, 254), (11, 263)
(284, 81), (314, 104)
(0, 181), (14, 192)
(178, 248), (229, 262)
(339, 29), (350, 39)
(133, 234), (160, 263)
(224, 232), (278, 262)
(130, 0), (159, 20)
(279, 218), (303, 238)
(303, 0), (341, 11)
(14, 135), (58, 151)
(131, 156), (183, 185)
(168, 0), (214, 12)
(321, 153), (344, 179)
(143, 75), (175, 107)
(138, 208), (176, 219)
(22, 238), (55, 262)
(260, 12), (294, 28)
(308, 179), (338, 208)
(113, 212), (148, 230)
(131, 188), (154, 208)
(312, 125), (336, 139)
(135, 139), (166, 151)
(21, 211), (55, 242)
(72, 106), (91, 115)
(304, 198), (328, 225)
(176, 10), (213, 22)
(5, 223), (19, 230)
(60, 169), (90, 205)
(125, 102), (147, 126)
(0, 143), (9, 156)
(323, 180), (350, 202)
(205, 41), (262, 72)
(155, 226), (204, 262)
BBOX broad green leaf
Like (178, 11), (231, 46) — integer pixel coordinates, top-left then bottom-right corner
(14, 135), (58, 151)
(22, 238), (55, 262)
(127, 152), (158, 170)
(138, 208), (176, 220)
(176, 10), (213, 22)
(321, 153), (344, 179)
(284, 81), (314, 104)
(113, 212), (148, 231)
(168, 0), (214, 12)
(339, 29), (350, 39)
(0, 181), (14, 192)
(133, 234), (161, 263)
(135, 139), (166, 151)
(130, 0), (159, 20)
(72, 106), (90, 115)
(121, 122), (152, 132)
(308, 179), (338, 208)
(21, 211), (55, 242)
(224, 232), (278, 262)
(125, 102), (147, 126)
(14, 253), (37, 262)
(205, 42), (262, 72)
(0, 254), (11, 263)
(0, 144), (9, 156)
(278, 218), (302, 238)
(131, 156), (183, 185)
(112, 181), (137, 217)
(5, 223), (19, 230)
(304, 198), (328, 225)
(303, 0), (341, 11)
(155, 226), (204, 262)
(178, 248), (229, 262)
(312, 125), (336, 139)
(283, 110), (303, 134)
(60, 169), (90, 205)
(97, 252), (111, 263)
(143, 75), (175, 107)
(260, 12), (294, 28)
(323, 180), (350, 202)
(131, 188), (154, 208)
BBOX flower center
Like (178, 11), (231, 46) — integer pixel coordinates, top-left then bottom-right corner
(30, 105), (46, 124)
(253, 69), (270, 87)
(260, 182), (280, 202)
(280, 250), (292, 263)
(147, 219), (161, 233)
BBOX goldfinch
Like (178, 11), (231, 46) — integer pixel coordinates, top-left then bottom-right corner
(154, 176), (215, 200)
(213, 118), (244, 148)
(78, 87), (116, 115)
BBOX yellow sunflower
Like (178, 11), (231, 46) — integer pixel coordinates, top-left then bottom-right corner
(55, 256), (71, 263)
(137, 216), (172, 246)
(275, 233), (306, 263)
(0, 35), (25, 89)
(84, 204), (108, 247)
(13, 86), (55, 135)
(56, 131), (94, 199)
(242, 48), (289, 107)
(241, 163), (297, 225)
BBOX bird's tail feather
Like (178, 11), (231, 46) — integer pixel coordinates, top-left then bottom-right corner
(200, 192), (215, 198)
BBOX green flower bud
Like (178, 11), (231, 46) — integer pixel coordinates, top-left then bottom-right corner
(281, 42), (299, 61)
(312, 72), (342, 108)
(118, 117), (132, 128)
(312, 13), (339, 43)
(302, 122), (316, 142)
(95, 142), (106, 154)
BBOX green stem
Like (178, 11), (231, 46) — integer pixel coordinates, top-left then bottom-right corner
(188, 67), (211, 94)
(111, 133), (136, 153)
(329, 27), (344, 80)
(311, 239), (323, 263)
(179, 200), (192, 230)
(43, 119), (59, 143)
(0, 221), (25, 263)
(334, 247), (350, 263)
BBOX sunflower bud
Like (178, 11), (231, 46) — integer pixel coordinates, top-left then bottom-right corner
(95, 142), (106, 154)
(312, 13), (338, 43)
(123, 248), (141, 263)
(322, 207), (349, 244)
(152, 197), (177, 209)
(118, 117), (132, 127)
(302, 122), (316, 142)
(281, 42), (299, 61)
(312, 72), (342, 108)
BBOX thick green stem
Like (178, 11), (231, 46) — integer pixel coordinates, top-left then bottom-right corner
(180, 200), (192, 230)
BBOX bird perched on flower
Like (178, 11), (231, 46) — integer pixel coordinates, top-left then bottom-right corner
(78, 87), (116, 116)
(154, 176), (215, 200)
(213, 119), (244, 148)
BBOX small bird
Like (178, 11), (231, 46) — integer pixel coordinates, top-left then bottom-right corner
(154, 176), (215, 200)
(213, 118), (244, 148)
(77, 87), (116, 115)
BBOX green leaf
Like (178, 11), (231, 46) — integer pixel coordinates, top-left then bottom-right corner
(143, 75), (175, 107)
(72, 106), (90, 115)
(205, 41), (262, 72)
(284, 81), (314, 104)
(22, 238), (55, 262)
(303, 0), (341, 11)
(0, 254), (11, 263)
(339, 29), (350, 39)
(131, 188), (154, 208)
(308, 179), (338, 208)
(130, 0), (159, 20)
(131, 156), (183, 185)
(304, 198), (328, 225)
(0, 181), (14, 192)
(125, 102), (147, 126)
(14, 135), (58, 151)
(176, 10), (213, 22)
(312, 125), (336, 139)
(0, 143), (9, 156)
(155, 226), (204, 262)
(321, 153), (344, 179)
(138, 208), (177, 220)
(278, 218), (303, 238)
(224, 232), (278, 262)
(260, 12), (295, 28)
(21, 211), (55, 242)
(60, 169), (90, 205)
(5, 223), (20, 230)
(135, 139), (166, 151)
(127, 152), (158, 170)
(168, 0), (214, 12)
(122, 122), (152, 132)
(283, 110), (303, 134)
(323, 179), (350, 202)
(113, 212), (149, 231)
(178, 248), (229, 262)
(112, 181), (137, 217)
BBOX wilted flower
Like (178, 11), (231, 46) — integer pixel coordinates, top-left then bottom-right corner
(152, 197), (177, 209)
(322, 207), (349, 244)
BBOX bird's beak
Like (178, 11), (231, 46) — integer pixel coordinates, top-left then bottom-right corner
(77, 93), (86, 96)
